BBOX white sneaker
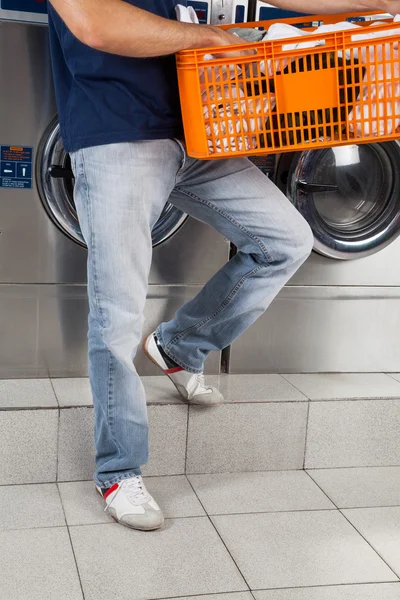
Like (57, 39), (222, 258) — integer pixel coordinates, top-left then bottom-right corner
(144, 332), (224, 406)
(96, 476), (164, 531)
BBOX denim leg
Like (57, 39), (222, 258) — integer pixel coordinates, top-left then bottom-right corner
(157, 157), (314, 373)
(70, 141), (180, 487)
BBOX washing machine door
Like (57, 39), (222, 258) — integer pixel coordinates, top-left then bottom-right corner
(37, 120), (188, 248)
(276, 142), (400, 260)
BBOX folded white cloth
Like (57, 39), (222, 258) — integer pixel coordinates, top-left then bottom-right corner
(175, 4), (199, 24)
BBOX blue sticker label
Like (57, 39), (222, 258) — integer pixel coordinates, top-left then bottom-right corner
(0, 146), (33, 190)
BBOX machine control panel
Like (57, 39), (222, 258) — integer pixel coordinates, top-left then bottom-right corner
(187, 0), (210, 24)
(253, 2), (375, 24)
(0, 0), (47, 22)
(0, 0), (249, 25)
(188, 0), (248, 25)
(1, 0), (46, 13)
(254, 2), (308, 22)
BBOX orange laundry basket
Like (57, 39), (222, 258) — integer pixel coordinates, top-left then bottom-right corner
(176, 12), (400, 159)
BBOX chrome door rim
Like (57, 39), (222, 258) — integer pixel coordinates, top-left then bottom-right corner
(36, 119), (188, 248)
(276, 142), (400, 260)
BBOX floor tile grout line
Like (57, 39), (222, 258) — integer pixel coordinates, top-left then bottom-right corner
(55, 406), (61, 483)
(6, 396), (400, 410)
(185, 476), (252, 592)
(0, 406), (60, 412)
(141, 591), (254, 600)
(56, 481), (87, 600)
(203, 516), (251, 592)
(386, 373), (400, 383)
(338, 508), (400, 582)
(7, 464), (400, 488)
(306, 471), (400, 582)
(305, 464), (400, 471)
(280, 374), (311, 400)
(102, 581), (400, 600)
(302, 400), (310, 469)
(65, 524), (87, 600)
(184, 405), (190, 474)
(308, 397), (400, 402)
(49, 377), (61, 409)
(249, 581), (400, 592)
(304, 470), (341, 508)
(7, 503), (400, 533)
(10, 505), (400, 532)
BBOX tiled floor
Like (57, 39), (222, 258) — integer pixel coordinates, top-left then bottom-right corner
(2, 469), (400, 599)
(3, 373), (400, 599)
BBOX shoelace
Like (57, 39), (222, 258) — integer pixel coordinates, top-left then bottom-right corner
(104, 476), (148, 512)
(124, 476), (148, 504)
(195, 373), (212, 392)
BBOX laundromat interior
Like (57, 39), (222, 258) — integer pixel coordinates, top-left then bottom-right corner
(3, 2), (400, 600)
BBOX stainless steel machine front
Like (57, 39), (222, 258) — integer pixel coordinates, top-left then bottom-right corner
(0, 14), (230, 377)
(229, 7), (400, 373)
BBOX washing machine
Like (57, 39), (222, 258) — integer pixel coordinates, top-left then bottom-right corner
(187, 0), (249, 24)
(229, 7), (400, 373)
(0, 4), (230, 378)
(249, 0), (309, 22)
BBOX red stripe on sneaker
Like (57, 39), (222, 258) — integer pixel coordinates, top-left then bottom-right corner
(103, 483), (119, 500)
(165, 366), (184, 374)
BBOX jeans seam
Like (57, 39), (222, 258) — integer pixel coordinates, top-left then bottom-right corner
(163, 185), (268, 350)
(164, 263), (264, 352)
(107, 353), (122, 463)
(81, 149), (106, 330)
(172, 138), (186, 183)
(96, 470), (141, 488)
(174, 185), (274, 264)
(81, 150), (123, 473)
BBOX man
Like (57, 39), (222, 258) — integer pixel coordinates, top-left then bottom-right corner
(48, 0), (397, 531)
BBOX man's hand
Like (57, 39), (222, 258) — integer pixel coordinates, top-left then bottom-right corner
(385, 0), (400, 14)
(204, 26), (247, 48)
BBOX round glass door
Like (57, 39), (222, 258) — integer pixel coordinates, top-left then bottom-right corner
(276, 142), (400, 260)
(37, 119), (188, 247)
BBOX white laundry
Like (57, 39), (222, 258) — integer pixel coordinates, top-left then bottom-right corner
(348, 42), (400, 136)
(176, 3), (267, 154)
(346, 17), (400, 136)
(204, 88), (273, 153)
(175, 4), (199, 24)
(176, 5), (400, 150)
(175, 4), (238, 98)
(260, 21), (362, 76)
(259, 17), (400, 139)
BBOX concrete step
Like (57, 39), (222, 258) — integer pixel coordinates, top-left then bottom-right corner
(2, 373), (400, 485)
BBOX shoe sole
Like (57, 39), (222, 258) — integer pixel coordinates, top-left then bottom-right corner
(95, 486), (165, 532)
(143, 335), (222, 406)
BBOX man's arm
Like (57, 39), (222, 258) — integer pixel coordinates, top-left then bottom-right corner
(264, 0), (399, 15)
(49, 0), (400, 58)
(49, 0), (241, 57)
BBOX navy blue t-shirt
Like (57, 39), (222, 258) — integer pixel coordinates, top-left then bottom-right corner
(48, 1), (186, 152)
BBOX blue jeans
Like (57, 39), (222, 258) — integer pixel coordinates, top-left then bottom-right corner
(70, 140), (313, 487)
